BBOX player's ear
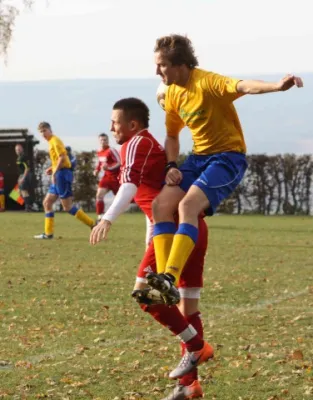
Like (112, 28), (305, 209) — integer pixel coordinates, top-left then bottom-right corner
(129, 120), (138, 131)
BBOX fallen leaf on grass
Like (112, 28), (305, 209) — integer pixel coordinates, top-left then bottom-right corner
(15, 360), (32, 369)
(291, 350), (304, 360)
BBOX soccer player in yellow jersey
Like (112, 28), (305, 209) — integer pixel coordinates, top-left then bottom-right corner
(148, 34), (304, 305)
(34, 121), (95, 239)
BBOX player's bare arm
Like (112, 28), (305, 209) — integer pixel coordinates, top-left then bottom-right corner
(45, 166), (52, 175)
(237, 74), (303, 94)
(52, 154), (66, 184)
(90, 182), (138, 245)
(165, 135), (182, 185)
(90, 219), (112, 244)
(19, 163), (29, 183)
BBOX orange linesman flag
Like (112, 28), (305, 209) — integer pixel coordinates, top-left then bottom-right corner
(9, 184), (24, 205)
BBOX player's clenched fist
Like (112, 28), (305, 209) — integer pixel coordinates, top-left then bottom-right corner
(90, 219), (112, 245)
(165, 167), (182, 186)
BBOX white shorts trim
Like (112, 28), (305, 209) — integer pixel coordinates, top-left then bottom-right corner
(178, 287), (201, 299)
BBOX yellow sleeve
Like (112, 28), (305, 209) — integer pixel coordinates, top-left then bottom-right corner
(204, 72), (245, 102)
(52, 137), (67, 157)
(164, 90), (185, 137)
(165, 112), (185, 137)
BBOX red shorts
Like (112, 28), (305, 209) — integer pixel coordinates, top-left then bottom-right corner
(137, 218), (208, 288)
(98, 176), (119, 194)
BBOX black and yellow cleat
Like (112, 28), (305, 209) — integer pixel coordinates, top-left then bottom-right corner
(131, 288), (166, 305)
(146, 272), (180, 305)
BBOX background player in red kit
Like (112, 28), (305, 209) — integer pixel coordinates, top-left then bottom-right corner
(94, 133), (120, 219)
(0, 171), (5, 211)
(90, 98), (214, 399)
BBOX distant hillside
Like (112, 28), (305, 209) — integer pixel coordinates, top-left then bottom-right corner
(0, 74), (312, 154)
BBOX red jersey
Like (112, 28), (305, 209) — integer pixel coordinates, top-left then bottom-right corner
(119, 130), (166, 220)
(96, 147), (120, 179)
(0, 172), (4, 191)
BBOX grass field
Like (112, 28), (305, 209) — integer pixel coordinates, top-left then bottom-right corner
(0, 212), (313, 400)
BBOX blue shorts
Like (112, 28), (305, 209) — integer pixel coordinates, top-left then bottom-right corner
(179, 152), (247, 215)
(48, 169), (73, 199)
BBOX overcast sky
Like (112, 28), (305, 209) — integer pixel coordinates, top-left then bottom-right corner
(1, 0), (312, 81)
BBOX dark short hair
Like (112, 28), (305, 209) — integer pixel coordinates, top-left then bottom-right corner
(99, 133), (108, 139)
(65, 146), (72, 153)
(154, 34), (199, 69)
(113, 98), (149, 128)
(38, 121), (51, 130)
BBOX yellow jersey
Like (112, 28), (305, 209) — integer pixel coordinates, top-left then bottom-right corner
(165, 68), (247, 155)
(48, 135), (71, 171)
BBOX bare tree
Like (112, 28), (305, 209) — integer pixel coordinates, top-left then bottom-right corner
(0, 0), (33, 57)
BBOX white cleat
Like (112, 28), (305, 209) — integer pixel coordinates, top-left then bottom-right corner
(169, 341), (214, 379)
(33, 233), (54, 240)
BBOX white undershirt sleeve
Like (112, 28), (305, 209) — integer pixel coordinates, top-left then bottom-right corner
(145, 215), (154, 247)
(102, 182), (137, 223)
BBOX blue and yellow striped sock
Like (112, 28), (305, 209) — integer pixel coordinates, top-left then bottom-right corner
(165, 223), (198, 283)
(68, 205), (94, 227)
(44, 212), (55, 236)
(153, 222), (176, 273)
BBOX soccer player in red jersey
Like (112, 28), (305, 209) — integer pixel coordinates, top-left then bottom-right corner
(94, 133), (120, 219)
(90, 98), (213, 399)
(0, 171), (5, 211)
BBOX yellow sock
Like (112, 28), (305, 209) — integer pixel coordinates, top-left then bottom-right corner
(45, 213), (55, 236)
(0, 194), (5, 209)
(153, 233), (174, 273)
(153, 222), (177, 273)
(165, 223), (198, 283)
(75, 208), (94, 227)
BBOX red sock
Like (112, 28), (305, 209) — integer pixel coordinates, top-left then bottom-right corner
(180, 312), (204, 387)
(187, 312), (203, 340)
(96, 200), (104, 215)
(140, 304), (203, 351)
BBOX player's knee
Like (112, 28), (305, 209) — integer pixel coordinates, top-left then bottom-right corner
(152, 195), (174, 219)
(62, 202), (72, 212)
(43, 198), (50, 210)
(96, 190), (106, 201)
(178, 197), (198, 218)
(178, 298), (199, 317)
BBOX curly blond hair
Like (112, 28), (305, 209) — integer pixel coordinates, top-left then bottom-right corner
(154, 34), (199, 68)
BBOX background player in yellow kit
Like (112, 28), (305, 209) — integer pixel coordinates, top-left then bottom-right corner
(34, 121), (95, 239)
